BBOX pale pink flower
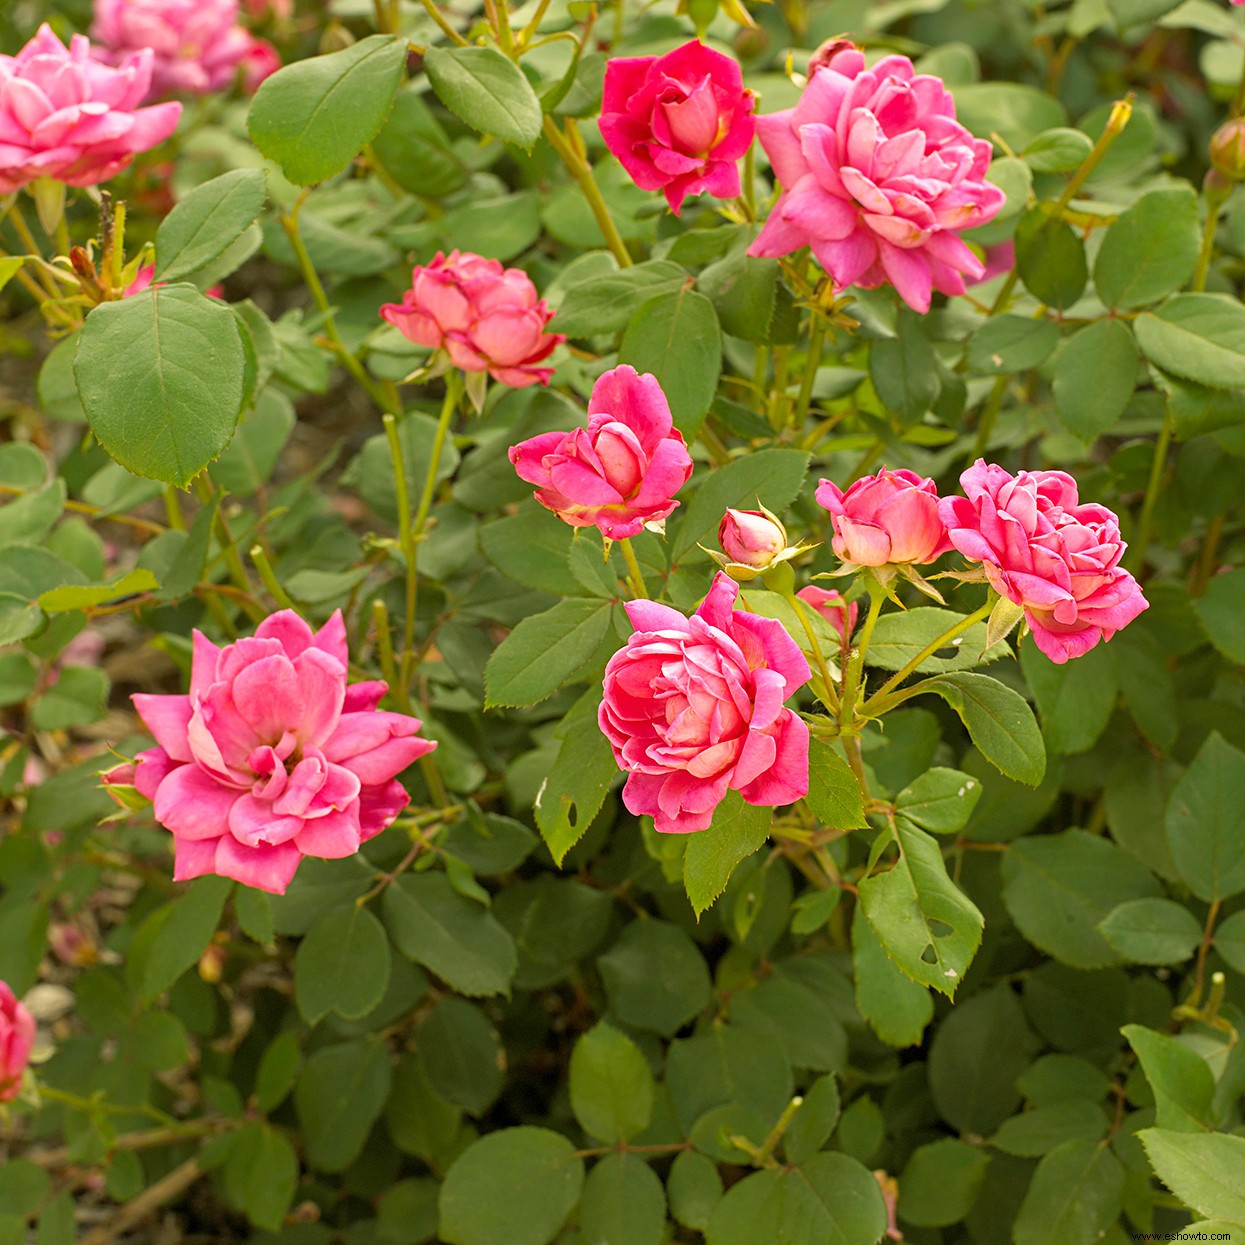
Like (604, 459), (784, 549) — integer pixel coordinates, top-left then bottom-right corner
(508, 365), (693, 540)
(939, 460), (1149, 664)
(380, 250), (564, 388)
(748, 45), (1004, 312)
(92, 0), (263, 98)
(130, 610), (436, 894)
(598, 39), (756, 215)
(0, 23), (181, 193)
(600, 572), (810, 833)
(815, 468), (950, 568)
(719, 509), (786, 568)
(0, 983), (35, 1103)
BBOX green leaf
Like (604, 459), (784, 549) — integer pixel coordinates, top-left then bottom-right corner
(35, 1195), (75, 1245)
(29, 665), (108, 730)
(0, 256), (24, 297)
(1015, 208), (1088, 309)
(1002, 829), (1162, 969)
(1093, 186), (1199, 309)
(386, 1053), (463, 1164)
(255, 1030), (301, 1114)
(534, 686), (619, 864)
(782, 1075), (841, 1165)
(698, 250), (783, 344)
(1138, 1129), (1245, 1221)
(552, 259), (685, 337)
(480, 511), (575, 596)
(1012, 1140), (1125, 1245)
(666, 1023), (793, 1134)
(954, 82), (1068, 149)
(1022, 126), (1094, 172)
(1019, 636), (1118, 755)
(344, 410), (460, 524)
(484, 597), (614, 708)
(804, 738), (867, 830)
(1097, 898), (1203, 965)
(1122, 1025), (1216, 1133)
(382, 872), (517, 997)
(1214, 909), (1245, 974)
(570, 1021), (654, 1143)
(871, 308), (939, 420)
(423, 45), (542, 150)
(863, 607), (1010, 675)
(671, 447), (810, 562)
(704, 1153), (887, 1245)
(1053, 319), (1139, 441)
(419, 996), (504, 1116)
(1192, 567), (1245, 664)
(209, 389), (295, 496)
(597, 919), (712, 1036)
(377, 1178), (440, 1245)
(858, 819), (984, 997)
(247, 35), (407, 185)
(126, 876), (232, 1003)
(140, 492), (217, 603)
(898, 1138), (991, 1227)
(226, 1122), (299, 1232)
(851, 905), (933, 1048)
(895, 767), (982, 834)
(1135, 294), (1245, 389)
(920, 671), (1046, 786)
(1164, 732), (1245, 903)
(371, 88), (468, 199)
(1017, 1055), (1112, 1106)
(668, 1150), (723, 1231)
(0, 1161), (50, 1217)
(439, 1128), (585, 1245)
(0, 480), (64, 546)
(683, 791), (772, 917)
(990, 1100), (1109, 1156)
(294, 1037), (392, 1172)
(155, 169), (267, 283)
(618, 287), (722, 438)
(74, 285), (248, 488)
(37, 568), (157, 614)
(578, 1152), (666, 1245)
(965, 315), (1060, 375)
(294, 904), (392, 1023)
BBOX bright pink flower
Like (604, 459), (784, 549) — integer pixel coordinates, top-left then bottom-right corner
(240, 39), (281, 93)
(92, 0), (260, 98)
(816, 468), (950, 567)
(968, 241), (1015, 286)
(748, 45), (1004, 313)
(0, 24), (181, 194)
(796, 585), (858, 642)
(600, 573), (810, 833)
(719, 509), (786, 568)
(125, 264), (222, 299)
(380, 250), (564, 388)
(939, 459), (1149, 664)
(598, 39), (756, 216)
(130, 610), (436, 895)
(0, 982), (35, 1103)
(508, 365), (693, 540)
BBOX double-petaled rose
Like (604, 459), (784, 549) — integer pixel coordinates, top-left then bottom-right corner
(816, 468), (950, 569)
(599, 573), (811, 833)
(129, 610), (436, 894)
(598, 39), (756, 215)
(508, 365), (693, 540)
(380, 250), (564, 389)
(939, 460), (1148, 663)
(748, 44), (1004, 312)
(0, 24), (181, 193)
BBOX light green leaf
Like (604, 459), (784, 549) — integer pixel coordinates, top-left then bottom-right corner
(864, 607), (1010, 675)
(125, 876), (232, 1003)
(1123, 1024), (1216, 1133)
(683, 791), (772, 917)
(248, 35), (407, 185)
(1093, 186), (1199, 309)
(569, 1022), (654, 1143)
(37, 568), (157, 614)
(155, 169), (267, 283)
(668, 1150), (723, 1231)
(1135, 293), (1245, 389)
(424, 45), (543, 150)
(804, 738), (867, 830)
(895, 767), (982, 834)
(1138, 1129), (1245, 1221)
(1053, 319), (1138, 441)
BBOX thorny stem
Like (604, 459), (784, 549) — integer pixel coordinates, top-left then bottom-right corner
(1129, 405), (1172, 577)
(619, 537), (648, 599)
(839, 583), (884, 727)
(193, 475), (265, 622)
(785, 591), (839, 714)
(249, 544), (298, 611)
(793, 314), (826, 425)
(418, 0), (470, 45)
(541, 115), (633, 268)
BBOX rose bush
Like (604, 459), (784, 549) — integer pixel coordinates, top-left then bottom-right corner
(1, 2), (1244, 1243)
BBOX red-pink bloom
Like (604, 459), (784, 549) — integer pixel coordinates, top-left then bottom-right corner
(92, 0), (263, 98)
(0, 24), (181, 194)
(508, 365), (693, 540)
(748, 46), (1004, 313)
(816, 468), (950, 567)
(938, 459), (1149, 664)
(600, 573), (811, 833)
(598, 39), (756, 216)
(0, 982), (35, 1103)
(796, 585), (858, 642)
(380, 250), (564, 388)
(131, 610), (436, 895)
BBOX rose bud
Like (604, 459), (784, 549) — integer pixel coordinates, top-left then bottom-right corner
(815, 468), (950, 568)
(0, 982), (36, 1104)
(1211, 117), (1245, 182)
(796, 586), (858, 643)
(720, 508), (786, 567)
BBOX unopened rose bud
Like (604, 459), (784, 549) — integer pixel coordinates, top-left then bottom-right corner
(720, 508), (787, 568)
(809, 36), (860, 75)
(1211, 118), (1245, 182)
(100, 761), (149, 812)
(796, 586), (859, 642)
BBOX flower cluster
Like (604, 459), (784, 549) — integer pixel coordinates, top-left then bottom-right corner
(123, 611), (435, 894)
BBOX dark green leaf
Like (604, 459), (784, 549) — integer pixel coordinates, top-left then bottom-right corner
(683, 791), (772, 917)
(899, 1138), (991, 1227)
(1093, 186), (1199, 309)
(1135, 294), (1245, 389)
(1015, 208), (1087, 310)
(871, 309), (939, 420)
(1098, 898), (1203, 965)
(851, 905), (933, 1048)
(424, 45), (543, 150)
(1164, 732), (1245, 903)
(294, 1038), (391, 1172)
(570, 1022), (654, 1143)
(782, 1075), (841, 1165)
(126, 876), (232, 1003)
(294, 904), (392, 1023)
(895, 767), (982, 834)
(419, 996), (504, 1116)
(553, 260), (685, 337)
(966, 315), (1059, 375)
(1012, 1140), (1124, 1245)
(1053, 319), (1138, 441)
(155, 169), (267, 283)
(1192, 567), (1245, 664)
(597, 919), (712, 1036)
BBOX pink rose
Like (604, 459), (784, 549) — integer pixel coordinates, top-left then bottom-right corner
(240, 39), (281, 93)
(796, 585), (858, 642)
(380, 250), (564, 388)
(131, 610), (436, 894)
(600, 573), (811, 833)
(125, 264), (223, 299)
(748, 45), (1004, 313)
(968, 241), (1015, 286)
(719, 508), (786, 568)
(598, 39), (756, 216)
(0, 982), (35, 1103)
(0, 24), (181, 194)
(508, 364), (693, 540)
(92, 0), (259, 98)
(938, 459), (1149, 664)
(815, 468), (950, 567)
